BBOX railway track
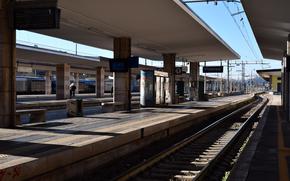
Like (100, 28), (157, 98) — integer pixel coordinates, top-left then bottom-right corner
(112, 95), (268, 181)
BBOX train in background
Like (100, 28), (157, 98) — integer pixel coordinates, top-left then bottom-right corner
(16, 76), (139, 95)
(16, 76), (46, 94)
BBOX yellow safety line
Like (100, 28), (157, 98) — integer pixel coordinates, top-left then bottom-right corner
(277, 105), (290, 181)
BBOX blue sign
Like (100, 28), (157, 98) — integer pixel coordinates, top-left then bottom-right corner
(129, 57), (139, 68)
(109, 61), (128, 72)
(109, 57), (139, 72)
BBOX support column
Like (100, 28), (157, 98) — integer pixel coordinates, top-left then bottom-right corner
(96, 67), (105, 98)
(155, 76), (161, 104)
(189, 62), (199, 101)
(113, 37), (131, 110)
(282, 56), (286, 108)
(163, 53), (176, 104)
(56, 64), (70, 100)
(45, 71), (52, 95)
(0, 1), (16, 128)
(286, 35), (290, 121)
(74, 73), (79, 94)
(286, 59), (290, 121)
(160, 77), (165, 104)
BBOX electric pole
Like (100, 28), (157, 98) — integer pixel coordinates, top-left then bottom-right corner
(227, 60), (230, 95)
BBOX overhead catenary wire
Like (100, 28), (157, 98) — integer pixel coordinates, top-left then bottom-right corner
(235, 3), (260, 61)
(222, 2), (259, 60)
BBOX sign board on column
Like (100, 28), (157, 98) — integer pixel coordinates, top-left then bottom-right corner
(203, 66), (223, 73)
(109, 57), (139, 72)
(109, 61), (128, 72)
(128, 56), (139, 68)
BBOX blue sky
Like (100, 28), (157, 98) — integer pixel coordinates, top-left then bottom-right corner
(16, 1), (281, 79)
(186, 1), (281, 77)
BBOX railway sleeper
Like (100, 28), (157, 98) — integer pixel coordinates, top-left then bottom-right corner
(186, 148), (221, 152)
(176, 151), (215, 156)
(149, 168), (199, 176)
(179, 150), (219, 156)
(142, 171), (196, 180)
(192, 151), (220, 155)
(173, 174), (196, 180)
(172, 153), (214, 160)
(214, 140), (231, 143)
(135, 178), (161, 181)
(188, 145), (224, 150)
(157, 162), (203, 170)
(163, 159), (204, 166)
(169, 156), (211, 163)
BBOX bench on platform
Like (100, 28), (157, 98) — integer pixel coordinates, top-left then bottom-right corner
(15, 109), (47, 125)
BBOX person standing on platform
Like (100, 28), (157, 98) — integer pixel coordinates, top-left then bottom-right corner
(70, 82), (77, 98)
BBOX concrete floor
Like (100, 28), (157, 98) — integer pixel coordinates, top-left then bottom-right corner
(0, 94), (253, 181)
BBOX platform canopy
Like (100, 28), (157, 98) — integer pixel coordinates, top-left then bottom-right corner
(33, 0), (239, 62)
(16, 44), (108, 69)
(242, 0), (290, 60)
(256, 69), (282, 80)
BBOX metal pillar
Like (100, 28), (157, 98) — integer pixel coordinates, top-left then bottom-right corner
(242, 61), (246, 94)
(227, 60), (230, 95)
(204, 61), (207, 94)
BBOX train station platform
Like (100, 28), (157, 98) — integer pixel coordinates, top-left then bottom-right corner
(229, 95), (289, 181)
(0, 94), (253, 181)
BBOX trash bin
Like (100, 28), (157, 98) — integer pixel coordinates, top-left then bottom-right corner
(67, 99), (83, 117)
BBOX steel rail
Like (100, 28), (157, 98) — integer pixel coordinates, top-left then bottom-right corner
(194, 95), (268, 180)
(113, 97), (260, 181)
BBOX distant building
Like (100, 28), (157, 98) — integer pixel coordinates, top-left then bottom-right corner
(257, 69), (281, 94)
